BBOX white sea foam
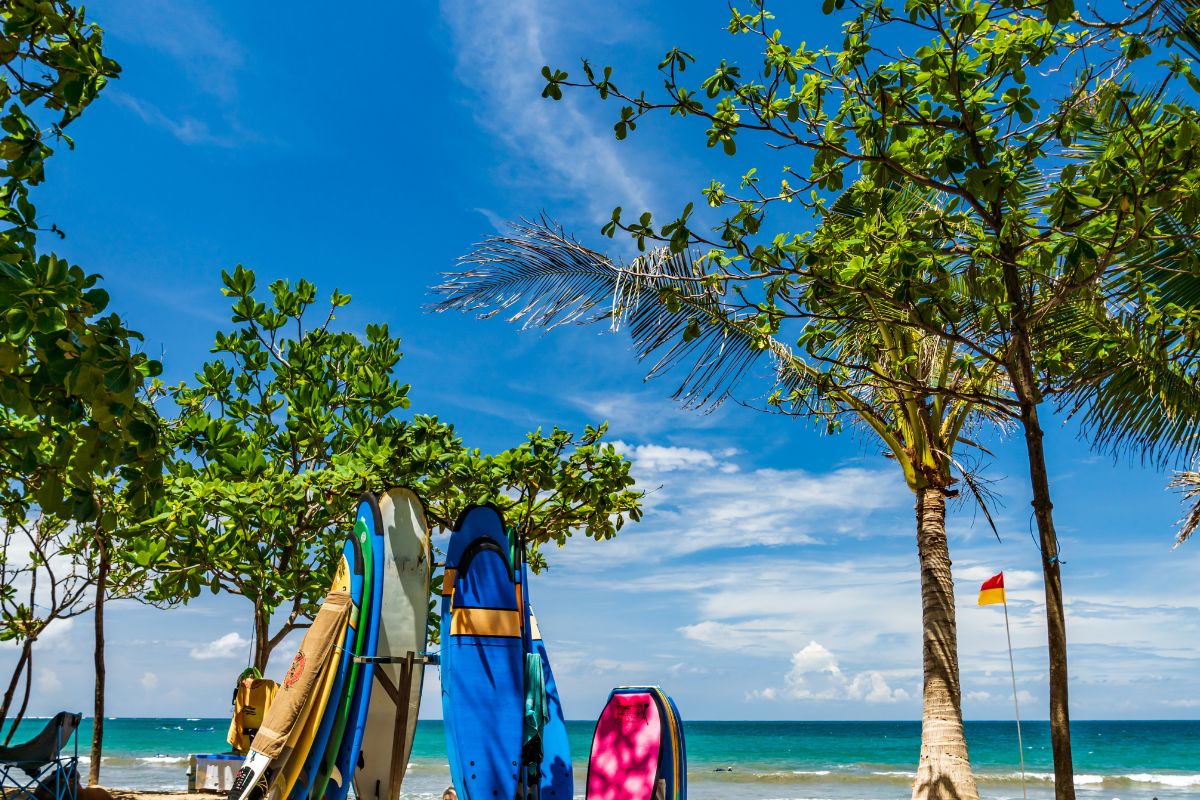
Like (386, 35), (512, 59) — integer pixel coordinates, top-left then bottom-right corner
(1126, 773), (1200, 787)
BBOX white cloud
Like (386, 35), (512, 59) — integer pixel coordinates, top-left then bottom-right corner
(613, 441), (737, 474)
(140, 672), (159, 691)
(779, 641), (908, 703)
(37, 668), (62, 693)
(439, 0), (654, 222)
(38, 618), (79, 653)
(190, 632), (250, 661)
(555, 439), (910, 562)
(1161, 697), (1200, 708)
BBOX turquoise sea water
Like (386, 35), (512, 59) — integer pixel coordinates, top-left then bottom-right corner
(8, 718), (1197, 799)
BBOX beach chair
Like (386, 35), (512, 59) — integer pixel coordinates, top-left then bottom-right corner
(0, 712), (82, 800)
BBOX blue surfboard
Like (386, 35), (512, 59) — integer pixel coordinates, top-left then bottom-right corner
(289, 531), (365, 800)
(326, 494), (384, 800)
(512, 524), (571, 800)
(530, 611), (572, 800)
(441, 505), (525, 800)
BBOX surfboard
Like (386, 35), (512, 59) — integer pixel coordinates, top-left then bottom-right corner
(288, 533), (365, 800)
(529, 611), (572, 800)
(440, 504), (525, 800)
(312, 505), (375, 800)
(355, 488), (431, 800)
(269, 610), (348, 800)
(586, 687), (687, 800)
(324, 494), (385, 800)
(513, 525), (572, 800)
(226, 587), (352, 800)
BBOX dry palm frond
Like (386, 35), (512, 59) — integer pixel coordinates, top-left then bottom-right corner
(433, 218), (814, 408)
(1169, 469), (1200, 545)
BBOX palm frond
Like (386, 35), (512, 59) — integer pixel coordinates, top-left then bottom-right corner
(1163, 0), (1200, 60)
(432, 218), (805, 407)
(1168, 469), (1200, 545)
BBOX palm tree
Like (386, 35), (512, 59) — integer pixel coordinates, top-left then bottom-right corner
(434, 194), (1008, 800)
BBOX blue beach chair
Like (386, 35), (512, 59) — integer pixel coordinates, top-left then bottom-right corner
(0, 712), (82, 800)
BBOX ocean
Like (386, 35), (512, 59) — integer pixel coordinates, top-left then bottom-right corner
(10, 718), (1197, 800)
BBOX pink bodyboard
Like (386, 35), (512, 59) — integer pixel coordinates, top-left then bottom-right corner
(586, 691), (663, 800)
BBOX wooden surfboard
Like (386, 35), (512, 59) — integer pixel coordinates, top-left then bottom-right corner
(354, 488), (431, 800)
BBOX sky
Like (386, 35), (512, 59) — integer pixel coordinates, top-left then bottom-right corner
(3, 0), (1199, 723)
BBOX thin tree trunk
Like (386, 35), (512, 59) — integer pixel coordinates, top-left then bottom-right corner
(1015, 382), (1075, 800)
(4, 646), (33, 745)
(89, 544), (109, 787)
(1000, 255), (1075, 800)
(0, 641), (31, 729)
(253, 602), (270, 674)
(911, 486), (979, 800)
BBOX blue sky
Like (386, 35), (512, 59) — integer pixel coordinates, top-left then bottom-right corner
(4, 1), (1199, 723)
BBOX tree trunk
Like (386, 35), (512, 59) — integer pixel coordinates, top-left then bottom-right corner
(89, 544), (109, 787)
(4, 646), (33, 745)
(911, 486), (979, 800)
(0, 641), (31, 730)
(253, 601), (270, 674)
(1015, 381), (1075, 800)
(1000, 255), (1075, 800)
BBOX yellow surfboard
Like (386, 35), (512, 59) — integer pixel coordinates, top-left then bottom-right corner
(268, 559), (351, 800)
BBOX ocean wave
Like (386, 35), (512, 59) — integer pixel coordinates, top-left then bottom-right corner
(692, 766), (1200, 789)
(976, 771), (1200, 788)
(140, 756), (189, 764)
(701, 770), (915, 786)
(1125, 772), (1200, 787)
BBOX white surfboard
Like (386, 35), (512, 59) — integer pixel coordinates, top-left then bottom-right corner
(354, 488), (431, 800)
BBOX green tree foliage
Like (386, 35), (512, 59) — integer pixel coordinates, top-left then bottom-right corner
(0, 2), (166, 783)
(0, 1), (161, 526)
(523, 2), (1200, 797)
(145, 268), (640, 671)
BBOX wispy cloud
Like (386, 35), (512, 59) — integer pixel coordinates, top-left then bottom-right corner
(108, 91), (250, 148)
(101, 0), (254, 146)
(102, 0), (244, 101)
(439, 0), (655, 222)
(569, 391), (731, 438)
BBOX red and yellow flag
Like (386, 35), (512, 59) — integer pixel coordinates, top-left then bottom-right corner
(978, 572), (1006, 606)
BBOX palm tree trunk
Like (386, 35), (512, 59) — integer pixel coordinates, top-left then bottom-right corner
(89, 544), (109, 787)
(912, 486), (979, 800)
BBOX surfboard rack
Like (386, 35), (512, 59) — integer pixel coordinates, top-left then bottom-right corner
(352, 653), (439, 665)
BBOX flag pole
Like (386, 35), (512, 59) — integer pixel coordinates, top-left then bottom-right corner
(1002, 595), (1027, 800)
